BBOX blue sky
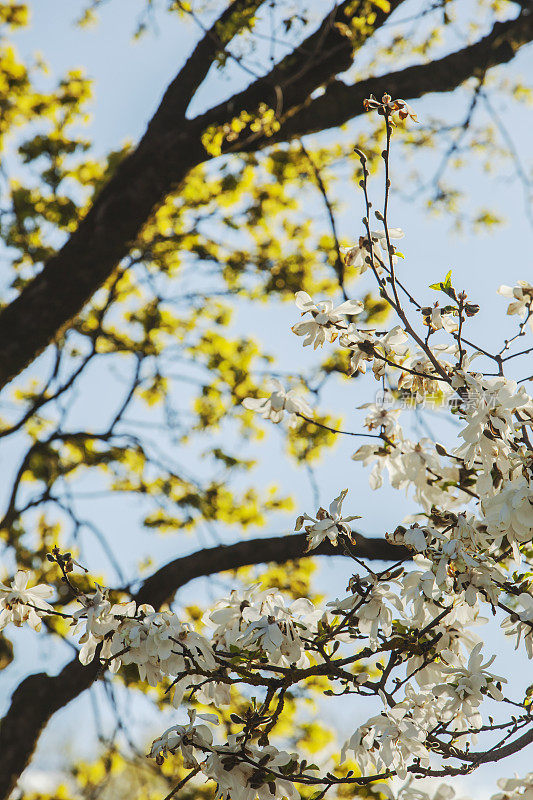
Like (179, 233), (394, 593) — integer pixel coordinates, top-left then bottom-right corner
(3, 0), (533, 792)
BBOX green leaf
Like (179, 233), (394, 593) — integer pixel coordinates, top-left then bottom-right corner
(429, 269), (456, 300)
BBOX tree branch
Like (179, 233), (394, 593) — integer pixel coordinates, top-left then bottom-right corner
(0, 8), (531, 396)
(195, 0), (405, 128)
(0, 530), (406, 799)
(0, 0), (402, 390)
(133, 529), (407, 607)
(261, 10), (533, 144)
(147, 0), (267, 131)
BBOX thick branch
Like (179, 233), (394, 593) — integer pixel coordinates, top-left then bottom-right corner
(133, 529), (406, 607)
(195, 0), (404, 127)
(0, 124), (201, 391)
(263, 10), (533, 143)
(0, 10), (530, 390)
(0, 531), (406, 799)
(0, 656), (101, 800)
(0, 0), (401, 390)
(147, 0), (267, 130)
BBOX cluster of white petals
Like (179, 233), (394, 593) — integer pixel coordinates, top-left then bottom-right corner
(149, 709), (218, 766)
(501, 592), (533, 658)
(388, 772), (533, 800)
(72, 589), (226, 706)
(0, 570), (54, 631)
(295, 489), (360, 550)
(482, 477), (533, 559)
(342, 228), (404, 275)
(426, 304), (459, 334)
(433, 642), (505, 727)
(203, 740), (300, 800)
(492, 773), (533, 800)
(499, 280), (533, 330)
(242, 379), (312, 424)
(359, 400), (402, 437)
(453, 375), (532, 486)
(291, 291), (363, 348)
(207, 584), (320, 667)
(339, 324), (408, 378)
(341, 700), (431, 780)
(329, 573), (403, 649)
(353, 435), (468, 511)
(394, 784), (455, 800)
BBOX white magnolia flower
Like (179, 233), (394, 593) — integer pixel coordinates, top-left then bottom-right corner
(372, 326), (410, 380)
(421, 516), (504, 607)
(292, 291), (363, 349)
(242, 379), (312, 424)
(149, 709), (217, 766)
(401, 560), (448, 607)
(329, 574), (404, 650)
(207, 583), (262, 642)
(239, 593), (317, 667)
(399, 784), (455, 800)
(397, 345), (454, 400)
(73, 590), (221, 699)
(72, 584), (117, 664)
(493, 772), (533, 800)
(401, 588), (486, 687)
(342, 703), (430, 779)
(120, 612), (217, 688)
(342, 228), (404, 275)
(387, 523), (433, 553)
(351, 440), (389, 489)
(203, 740), (300, 800)
(454, 376), (531, 489)
(0, 570), (54, 632)
(502, 592), (533, 658)
(74, 591), (142, 668)
(359, 400), (401, 437)
(295, 489), (360, 550)
(339, 326), (376, 375)
(481, 477), (533, 560)
(434, 642), (505, 724)
(428, 305), (459, 334)
(207, 586), (319, 668)
(499, 281), (533, 330)
(354, 436), (468, 513)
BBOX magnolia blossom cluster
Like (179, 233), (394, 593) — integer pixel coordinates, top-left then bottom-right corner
(3, 270), (530, 800)
(71, 585), (228, 706)
(4, 102), (533, 800)
(203, 740), (300, 800)
(453, 373), (533, 492)
(291, 290), (364, 348)
(206, 584), (321, 668)
(149, 709), (218, 767)
(341, 694), (433, 779)
(395, 775), (533, 800)
(353, 433), (470, 511)
(150, 715), (300, 800)
(1, 540), (519, 797)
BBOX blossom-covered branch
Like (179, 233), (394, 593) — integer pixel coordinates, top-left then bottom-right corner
(3, 94), (533, 800)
